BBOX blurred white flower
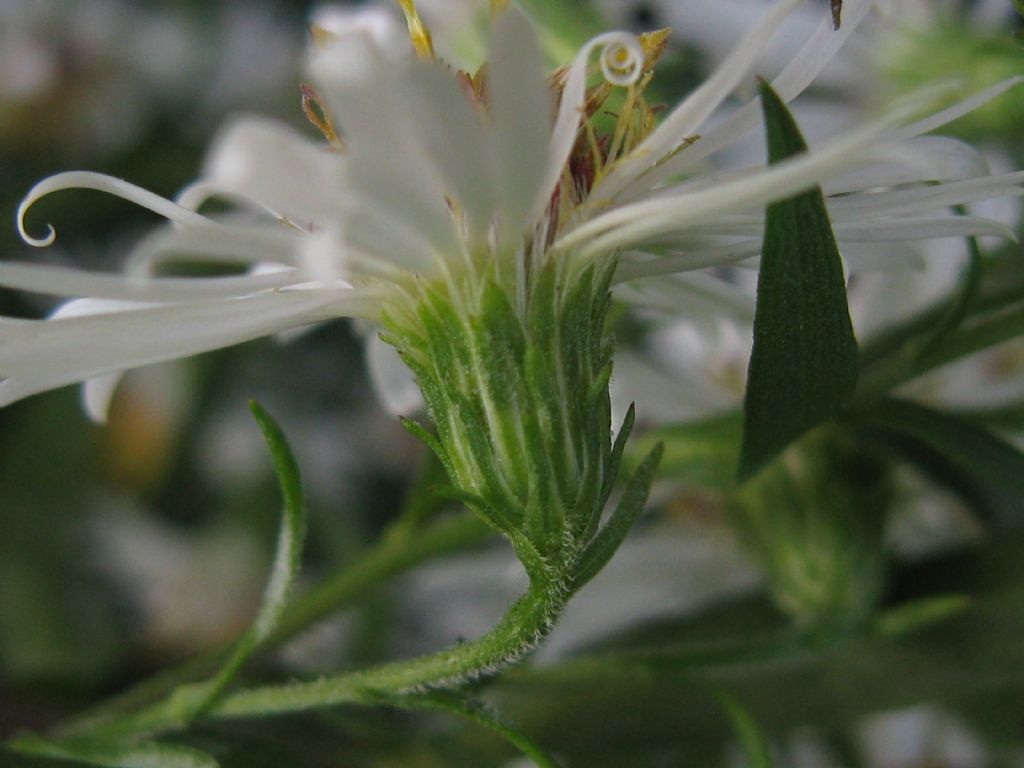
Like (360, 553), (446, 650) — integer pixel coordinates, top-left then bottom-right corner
(0, 0), (300, 154)
(3, 0), (1021, 419)
(91, 508), (265, 653)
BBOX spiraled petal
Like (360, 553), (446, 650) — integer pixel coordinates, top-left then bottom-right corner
(594, 0), (805, 204)
(18, 172), (215, 248)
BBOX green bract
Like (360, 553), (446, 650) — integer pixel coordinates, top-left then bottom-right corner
(383, 254), (660, 586)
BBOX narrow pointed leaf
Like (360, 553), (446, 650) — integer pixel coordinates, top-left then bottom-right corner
(856, 396), (1024, 524)
(571, 442), (663, 591)
(715, 693), (775, 768)
(738, 80), (858, 481)
(170, 401), (307, 719)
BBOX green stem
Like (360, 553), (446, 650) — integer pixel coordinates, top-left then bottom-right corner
(80, 574), (567, 740)
(59, 513), (491, 738)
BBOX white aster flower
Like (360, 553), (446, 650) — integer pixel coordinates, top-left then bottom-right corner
(4, 0), (1023, 420)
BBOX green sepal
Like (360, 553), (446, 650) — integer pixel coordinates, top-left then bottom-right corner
(738, 79), (858, 481)
(399, 416), (452, 472)
(586, 402), (636, 542)
(570, 441), (663, 592)
(430, 484), (518, 534)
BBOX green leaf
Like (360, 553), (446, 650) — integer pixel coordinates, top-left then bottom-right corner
(571, 442), (663, 591)
(170, 401), (308, 720)
(10, 737), (219, 768)
(738, 80), (858, 481)
(855, 397), (1024, 523)
(873, 594), (971, 639)
(715, 693), (775, 768)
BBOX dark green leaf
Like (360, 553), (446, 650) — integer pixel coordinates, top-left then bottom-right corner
(571, 442), (663, 591)
(738, 80), (858, 481)
(855, 397), (1024, 524)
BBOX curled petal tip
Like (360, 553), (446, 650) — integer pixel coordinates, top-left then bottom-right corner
(598, 34), (646, 87)
(17, 196), (56, 248)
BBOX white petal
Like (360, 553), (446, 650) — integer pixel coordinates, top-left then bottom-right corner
(83, 373), (124, 424)
(18, 172), (214, 247)
(126, 222), (303, 275)
(560, 108), (902, 258)
(188, 116), (344, 224)
(311, 39), (463, 261)
(488, 6), (551, 238)
(311, 5), (406, 52)
(823, 136), (992, 194)
(0, 291), (375, 407)
(614, 241), (762, 281)
(826, 172), (1024, 219)
(366, 333), (424, 416)
(594, 0), (805, 204)
(0, 260), (298, 301)
(614, 270), (756, 321)
(891, 77), (1024, 142)
(621, 0), (875, 199)
(832, 216), (1016, 242)
(400, 64), (494, 235)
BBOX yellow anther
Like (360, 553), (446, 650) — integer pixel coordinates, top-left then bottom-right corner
(638, 28), (672, 71)
(396, 0), (435, 60)
(301, 84), (345, 150)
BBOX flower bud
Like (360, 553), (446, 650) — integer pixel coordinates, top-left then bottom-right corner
(727, 429), (891, 632)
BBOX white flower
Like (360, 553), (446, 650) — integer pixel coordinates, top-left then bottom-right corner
(4, 0), (1022, 418)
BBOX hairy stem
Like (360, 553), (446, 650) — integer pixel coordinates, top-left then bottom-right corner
(78, 574), (567, 741)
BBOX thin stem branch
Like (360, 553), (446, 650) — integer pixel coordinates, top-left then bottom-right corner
(78, 575), (567, 741)
(59, 512), (492, 738)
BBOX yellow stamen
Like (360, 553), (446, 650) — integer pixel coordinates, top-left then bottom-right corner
(396, 0), (434, 60)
